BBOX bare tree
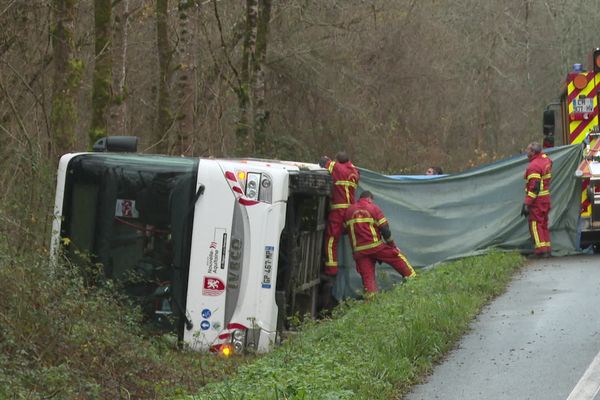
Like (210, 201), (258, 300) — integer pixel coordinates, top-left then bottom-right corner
(173, 0), (197, 155)
(50, 0), (80, 157)
(236, 0), (258, 155)
(89, 0), (113, 146)
(155, 0), (173, 153)
(108, 0), (132, 136)
(252, 0), (272, 154)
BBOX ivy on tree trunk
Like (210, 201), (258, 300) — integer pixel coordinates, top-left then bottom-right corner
(155, 0), (173, 154)
(174, 0), (197, 155)
(50, 0), (81, 158)
(90, 0), (113, 147)
(253, 0), (272, 155)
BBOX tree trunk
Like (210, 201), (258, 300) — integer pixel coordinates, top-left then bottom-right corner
(108, 0), (130, 136)
(173, 0), (197, 155)
(50, 0), (80, 158)
(236, 0), (258, 155)
(90, 0), (113, 146)
(155, 0), (172, 153)
(252, 0), (271, 155)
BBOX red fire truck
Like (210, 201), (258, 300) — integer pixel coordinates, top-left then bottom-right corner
(543, 49), (600, 249)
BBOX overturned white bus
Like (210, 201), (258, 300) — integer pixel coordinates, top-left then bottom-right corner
(51, 137), (332, 354)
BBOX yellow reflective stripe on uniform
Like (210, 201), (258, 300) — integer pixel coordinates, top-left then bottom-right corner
(527, 173), (541, 180)
(326, 236), (336, 266)
(527, 191), (537, 198)
(398, 252), (417, 277)
(354, 240), (384, 252)
(345, 186), (350, 204)
(538, 190), (550, 196)
(530, 222), (550, 249)
(542, 174), (551, 179)
(531, 221), (541, 247)
(334, 180), (358, 188)
(328, 161), (335, 173)
(349, 223), (357, 248)
(377, 217), (387, 226)
(370, 225), (378, 242)
(346, 217), (376, 225)
(331, 203), (350, 209)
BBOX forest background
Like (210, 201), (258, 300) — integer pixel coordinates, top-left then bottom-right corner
(1, 0), (600, 257)
(1, 1), (600, 397)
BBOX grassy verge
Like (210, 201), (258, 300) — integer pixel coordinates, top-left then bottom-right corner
(188, 251), (524, 400)
(0, 247), (523, 399)
(0, 248), (249, 399)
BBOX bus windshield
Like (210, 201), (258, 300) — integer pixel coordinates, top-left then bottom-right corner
(60, 153), (199, 334)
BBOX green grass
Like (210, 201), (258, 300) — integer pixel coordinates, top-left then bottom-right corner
(0, 245), (523, 399)
(186, 251), (524, 400)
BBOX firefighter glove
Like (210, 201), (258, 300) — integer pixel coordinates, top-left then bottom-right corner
(520, 204), (529, 218)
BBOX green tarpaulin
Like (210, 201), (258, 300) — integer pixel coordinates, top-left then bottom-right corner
(333, 144), (583, 299)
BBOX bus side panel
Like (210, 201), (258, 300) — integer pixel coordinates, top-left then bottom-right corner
(230, 201), (287, 352)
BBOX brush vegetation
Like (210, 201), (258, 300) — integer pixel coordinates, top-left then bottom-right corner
(0, 238), (522, 399)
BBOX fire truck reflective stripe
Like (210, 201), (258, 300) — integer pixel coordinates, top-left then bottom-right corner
(330, 203), (350, 209)
(527, 173), (541, 180)
(328, 161), (336, 173)
(582, 180), (592, 216)
(377, 217), (387, 226)
(334, 180), (358, 188)
(570, 108), (599, 143)
(354, 240), (384, 252)
(568, 77), (600, 143)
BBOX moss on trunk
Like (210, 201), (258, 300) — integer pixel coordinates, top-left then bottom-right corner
(89, 0), (113, 146)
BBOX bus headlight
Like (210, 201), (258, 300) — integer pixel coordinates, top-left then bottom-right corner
(246, 173), (261, 200)
(231, 329), (246, 353)
(233, 329), (246, 340)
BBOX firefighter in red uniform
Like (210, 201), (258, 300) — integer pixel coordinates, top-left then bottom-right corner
(344, 191), (416, 293)
(521, 142), (552, 257)
(319, 151), (360, 276)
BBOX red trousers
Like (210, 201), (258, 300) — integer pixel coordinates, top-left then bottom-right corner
(353, 244), (416, 293)
(528, 202), (551, 255)
(323, 209), (346, 275)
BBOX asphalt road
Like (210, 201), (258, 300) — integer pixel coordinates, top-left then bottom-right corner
(406, 255), (600, 400)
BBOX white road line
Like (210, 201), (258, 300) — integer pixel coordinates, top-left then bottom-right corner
(567, 350), (600, 400)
